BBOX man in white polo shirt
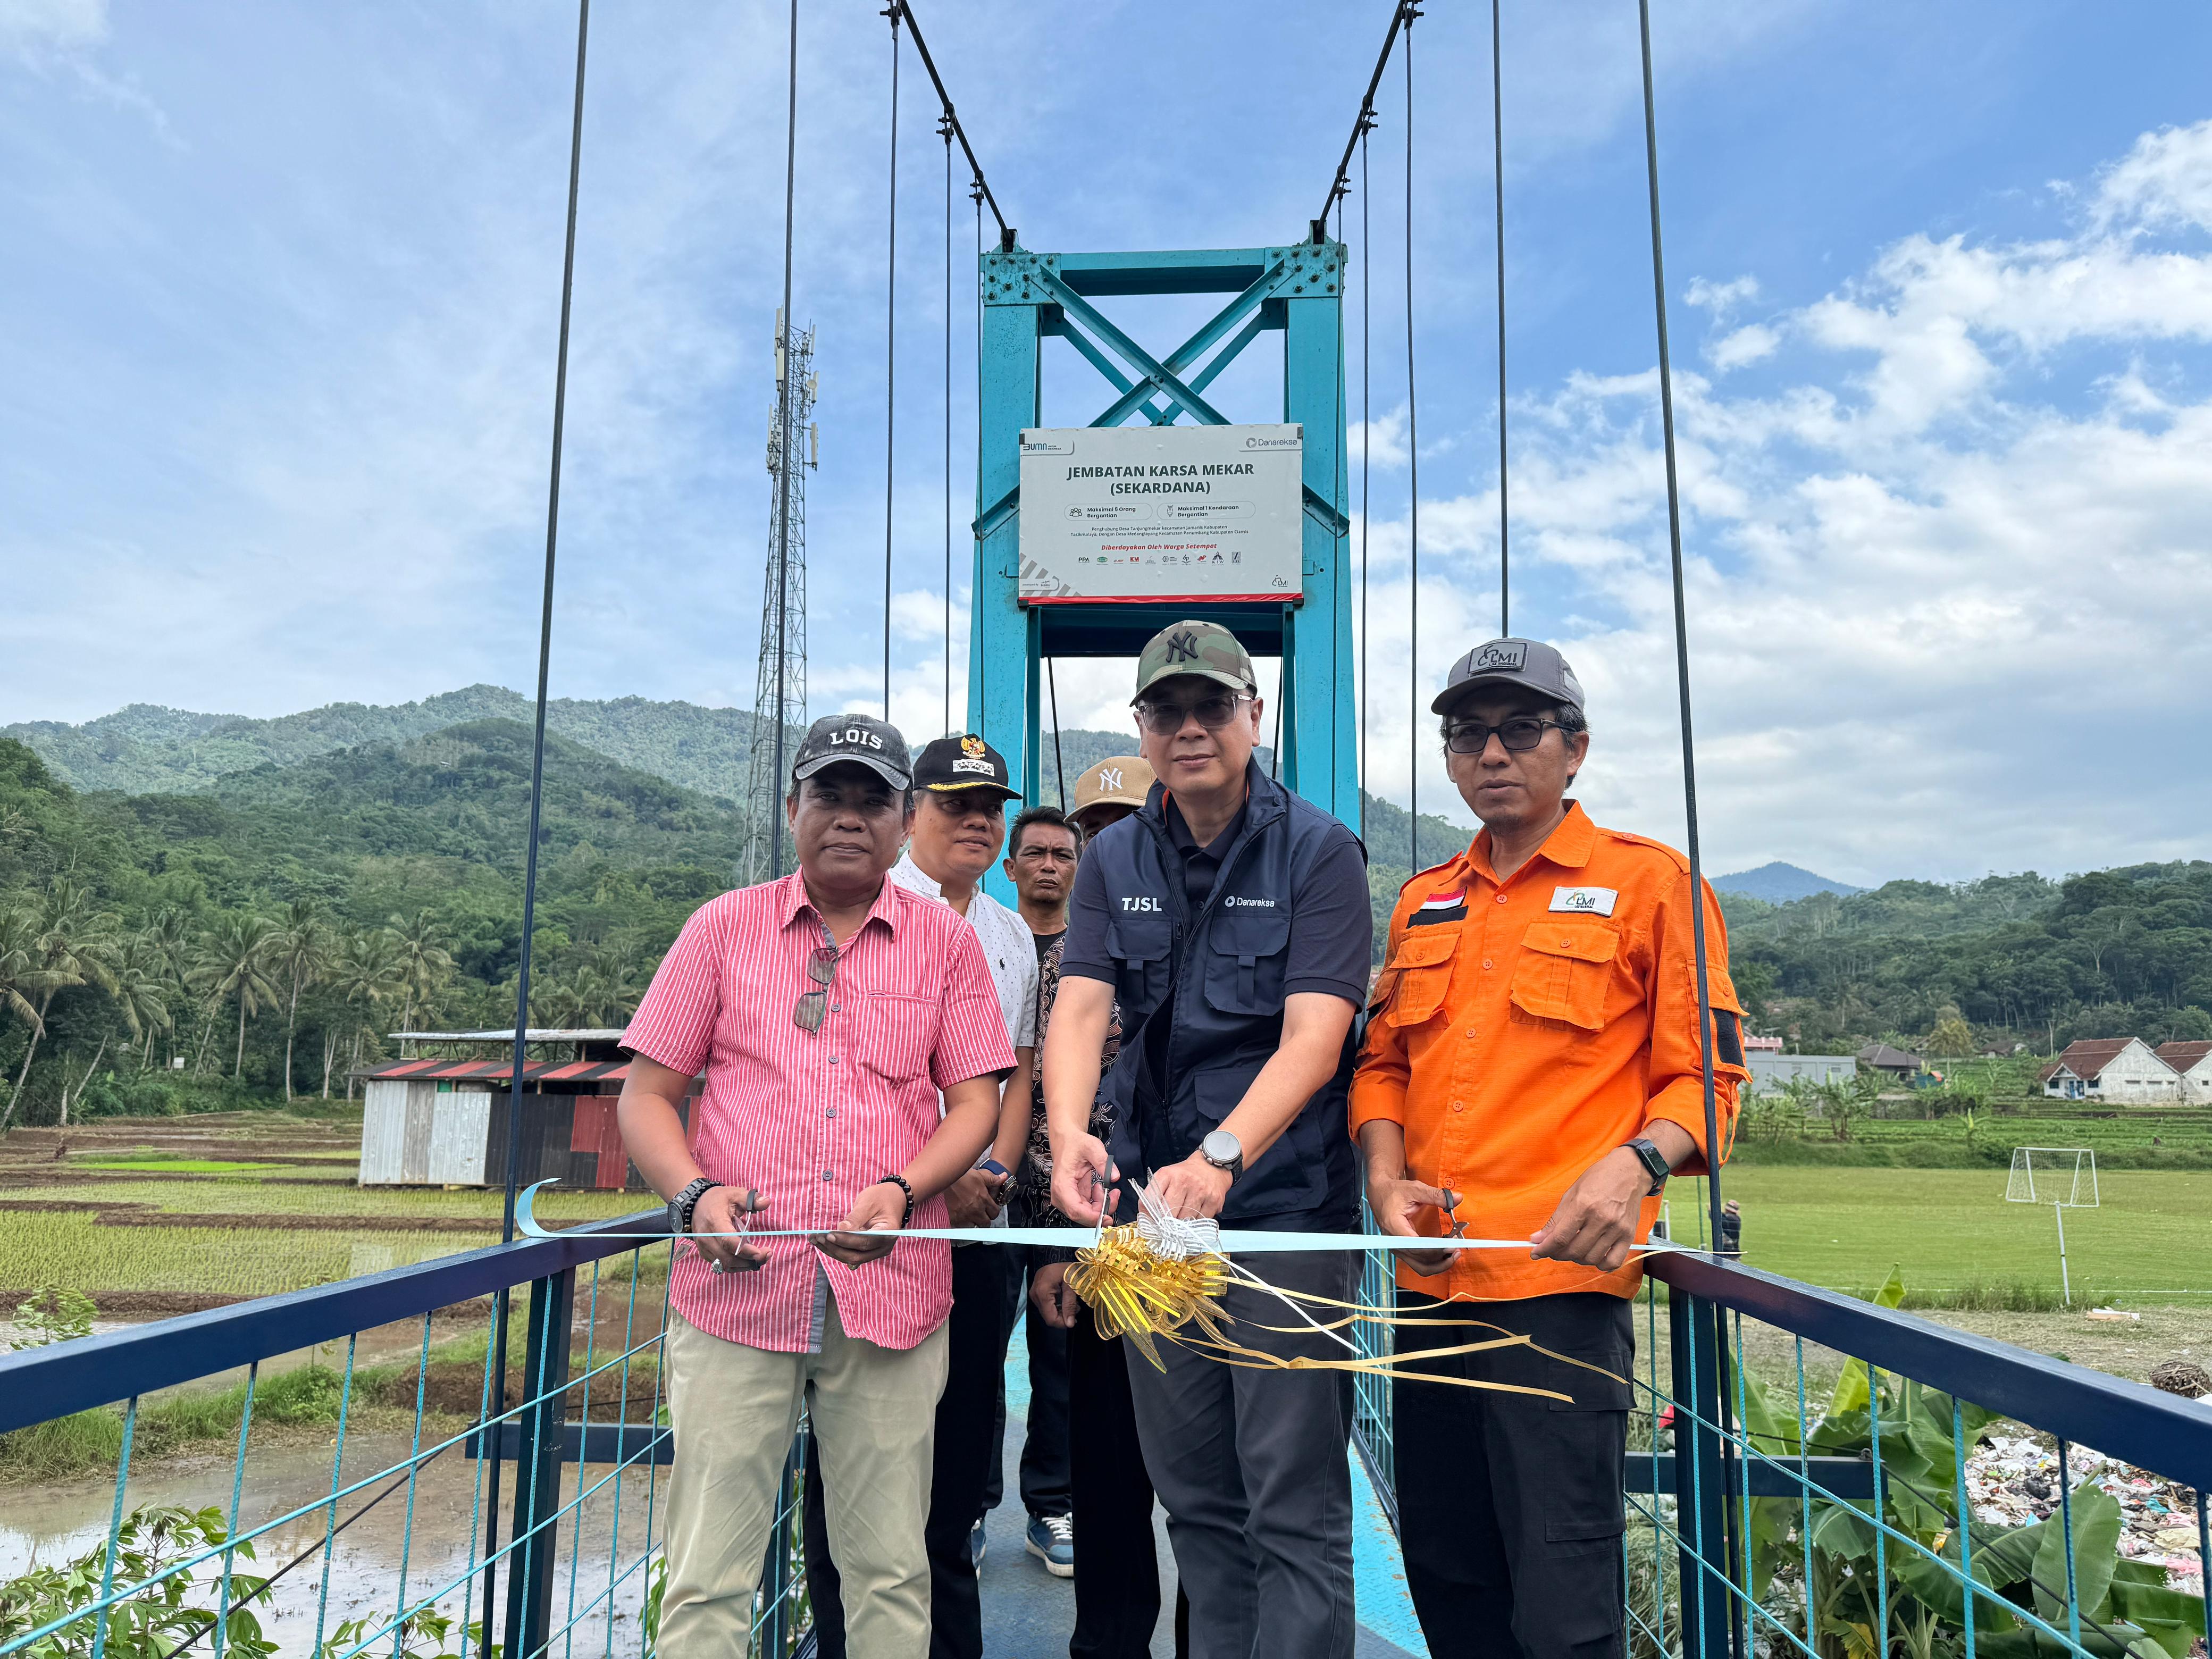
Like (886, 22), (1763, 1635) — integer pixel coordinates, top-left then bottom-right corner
(805, 732), (1037, 1659)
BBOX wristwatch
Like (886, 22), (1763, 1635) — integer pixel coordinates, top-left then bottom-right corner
(667, 1176), (718, 1237)
(1199, 1129), (1245, 1182)
(978, 1158), (1010, 1184)
(1624, 1137), (1672, 1196)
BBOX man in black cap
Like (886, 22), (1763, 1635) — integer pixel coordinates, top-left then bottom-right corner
(616, 713), (1017, 1658)
(806, 732), (1039, 1659)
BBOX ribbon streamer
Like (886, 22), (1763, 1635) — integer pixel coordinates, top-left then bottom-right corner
(517, 1182), (1651, 1402)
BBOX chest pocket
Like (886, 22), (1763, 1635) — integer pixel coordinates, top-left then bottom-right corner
(1509, 923), (1619, 1032)
(1378, 927), (1459, 1028)
(856, 990), (940, 1084)
(1201, 908), (1291, 1016)
(1106, 915), (1174, 1018)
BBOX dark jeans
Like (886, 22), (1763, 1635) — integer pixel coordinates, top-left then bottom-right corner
(1069, 1299), (1187, 1659)
(1393, 1289), (1635, 1659)
(805, 1244), (1017, 1659)
(1125, 1249), (1357, 1659)
(1004, 1202), (1073, 1521)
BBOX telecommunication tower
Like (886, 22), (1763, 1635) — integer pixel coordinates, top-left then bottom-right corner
(744, 311), (819, 883)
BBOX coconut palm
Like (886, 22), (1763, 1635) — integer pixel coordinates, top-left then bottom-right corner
(111, 933), (175, 1071)
(389, 911), (455, 1035)
(328, 927), (405, 1095)
(268, 898), (333, 1101)
(190, 914), (280, 1079)
(140, 908), (194, 1066)
(1, 879), (123, 1134)
(0, 909), (51, 1038)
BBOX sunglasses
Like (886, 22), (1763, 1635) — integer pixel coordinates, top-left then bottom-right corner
(1134, 692), (1251, 735)
(793, 942), (839, 1033)
(1445, 716), (1566, 756)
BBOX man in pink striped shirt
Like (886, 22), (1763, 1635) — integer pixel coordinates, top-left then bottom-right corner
(616, 713), (1016, 1659)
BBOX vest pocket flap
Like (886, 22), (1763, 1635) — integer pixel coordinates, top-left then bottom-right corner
(1387, 929), (1459, 970)
(1521, 923), (1620, 965)
(1105, 917), (1172, 963)
(1208, 907), (1290, 963)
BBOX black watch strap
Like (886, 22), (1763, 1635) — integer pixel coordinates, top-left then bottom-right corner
(1625, 1137), (1672, 1196)
(669, 1176), (717, 1236)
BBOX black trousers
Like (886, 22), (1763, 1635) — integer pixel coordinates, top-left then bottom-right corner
(805, 1244), (1017, 1659)
(1393, 1289), (1635, 1659)
(1069, 1300), (1187, 1659)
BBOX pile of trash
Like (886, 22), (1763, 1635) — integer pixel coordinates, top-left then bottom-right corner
(1964, 1434), (2204, 1595)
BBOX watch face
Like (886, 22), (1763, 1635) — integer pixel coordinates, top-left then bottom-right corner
(1201, 1129), (1242, 1167)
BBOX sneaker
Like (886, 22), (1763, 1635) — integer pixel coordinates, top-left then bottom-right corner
(1025, 1512), (1074, 1578)
(969, 1518), (987, 1572)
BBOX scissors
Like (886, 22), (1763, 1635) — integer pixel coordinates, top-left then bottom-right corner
(1440, 1187), (1470, 1239)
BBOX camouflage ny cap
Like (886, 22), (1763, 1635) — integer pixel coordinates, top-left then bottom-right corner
(1132, 619), (1257, 703)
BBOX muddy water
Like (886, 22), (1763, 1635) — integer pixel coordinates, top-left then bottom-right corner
(1, 1431), (665, 1657)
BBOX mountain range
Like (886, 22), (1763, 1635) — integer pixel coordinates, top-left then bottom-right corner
(1709, 861), (1865, 903)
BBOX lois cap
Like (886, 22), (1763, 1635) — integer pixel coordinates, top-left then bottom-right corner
(790, 713), (913, 790)
(1430, 638), (1586, 716)
(1132, 619), (1257, 702)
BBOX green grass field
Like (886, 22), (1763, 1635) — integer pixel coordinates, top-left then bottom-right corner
(1680, 1166), (2212, 1303)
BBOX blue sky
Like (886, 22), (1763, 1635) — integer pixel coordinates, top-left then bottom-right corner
(5, 0), (2211, 886)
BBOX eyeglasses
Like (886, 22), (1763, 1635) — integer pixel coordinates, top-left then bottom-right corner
(1445, 717), (1565, 756)
(793, 942), (839, 1032)
(1135, 692), (1251, 735)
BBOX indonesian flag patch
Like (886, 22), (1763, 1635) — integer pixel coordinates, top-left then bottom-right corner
(1409, 889), (1467, 927)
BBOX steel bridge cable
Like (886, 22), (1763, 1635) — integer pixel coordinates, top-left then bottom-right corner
(1492, 0), (1509, 637)
(1048, 658), (1065, 809)
(895, 0), (1011, 242)
(1318, 1), (1418, 231)
(485, 0), (589, 1638)
(883, 5), (899, 719)
(1345, 120), (1362, 832)
(942, 116), (953, 738)
(1637, 0), (1726, 1254)
(1404, 10), (1420, 871)
(767, 0), (800, 878)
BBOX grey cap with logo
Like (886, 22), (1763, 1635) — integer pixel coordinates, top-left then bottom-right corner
(790, 713), (913, 791)
(1430, 638), (1586, 716)
(1132, 618), (1258, 702)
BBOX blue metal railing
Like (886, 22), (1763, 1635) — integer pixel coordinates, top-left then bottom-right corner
(1350, 1247), (2212, 1659)
(0, 1213), (812, 1659)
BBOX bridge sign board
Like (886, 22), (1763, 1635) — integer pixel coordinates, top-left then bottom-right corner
(1018, 423), (1304, 603)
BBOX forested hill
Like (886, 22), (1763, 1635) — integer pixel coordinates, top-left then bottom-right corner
(5, 686), (802, 801)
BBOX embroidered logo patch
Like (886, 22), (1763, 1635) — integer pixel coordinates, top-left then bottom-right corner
(1548, 886), (1618, 917)
(1409, 890), (1467, 928)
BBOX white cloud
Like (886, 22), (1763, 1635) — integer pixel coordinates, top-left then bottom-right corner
(2091, 121), (2212, 237)
(1708, 323), (1779, 370)
(0, 0), (104, 54)
(1355, 119), (2212, 883)
(1686, 274), (1759, 315)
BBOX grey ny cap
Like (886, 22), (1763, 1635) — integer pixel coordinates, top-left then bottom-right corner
(790, 713), (913, 790)
(1431, 638), (1586, 716)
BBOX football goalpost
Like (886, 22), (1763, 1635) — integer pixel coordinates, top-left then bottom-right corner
(2006, 1147), (2099, 1306)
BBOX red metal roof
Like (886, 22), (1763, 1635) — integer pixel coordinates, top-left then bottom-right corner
(2038, 1038), (2136, 1085)
(354, 1058), (633, 1085)
(2154, 1041), (2211, 1074)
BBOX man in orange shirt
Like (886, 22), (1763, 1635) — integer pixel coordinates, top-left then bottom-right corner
(1350, 638), (1749, 1659)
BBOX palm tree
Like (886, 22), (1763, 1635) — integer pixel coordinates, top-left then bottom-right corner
(328, 928), (404, 1097)
(389, 911), (455, 1037)
(111, 934), (175, 1072)
(190, 914), (280, 1079)
(140, 908), (194, 1068)
(2, 879), (123, 1134)
(0, 909), (50, 1041)
(269, 899), (332, 1102)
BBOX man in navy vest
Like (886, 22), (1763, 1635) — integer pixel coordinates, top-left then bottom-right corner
(1042, 619), (1372, 1659)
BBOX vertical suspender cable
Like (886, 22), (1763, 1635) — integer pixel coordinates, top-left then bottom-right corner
(1047, 658), (1066, 809)
(1360, 124), (1371, 833)
(1403, 12), (1420, 870)
(1637, 0), (1725, 1253)
(483, 0), (588, 1634)
(1492, 0), (1509, 637)
(942, 119), (954, 738)
(767, 0), (801, 877)
(882, 6), (899, 719)
(973, 182), (984, 731)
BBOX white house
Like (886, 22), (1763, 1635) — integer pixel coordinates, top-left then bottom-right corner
(2154, 1041), (2212, 1104)
(1746, 1053), (1858, 1095)
(2039, 1038), (2185, 1104)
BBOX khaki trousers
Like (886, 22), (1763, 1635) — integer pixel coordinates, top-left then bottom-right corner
(659, 1300), (949, 1659)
